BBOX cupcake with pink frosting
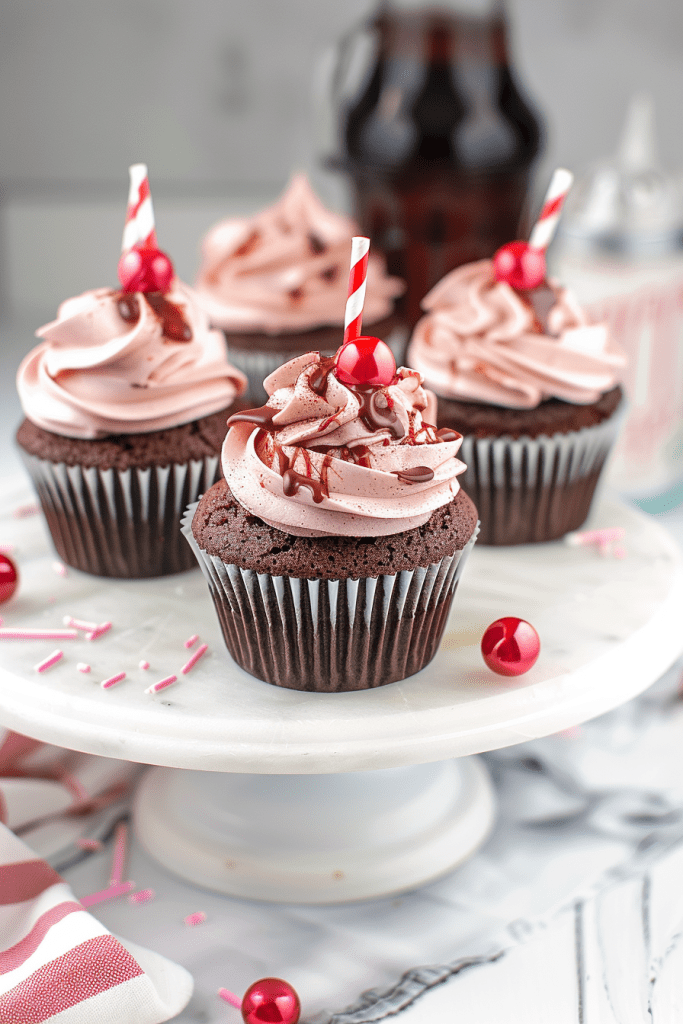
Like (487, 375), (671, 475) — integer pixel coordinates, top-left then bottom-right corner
(407, 259), (627, 544)
(194, 174), (406, 403)
(183, 344), (478, 691)
(16, 168), (247, 578)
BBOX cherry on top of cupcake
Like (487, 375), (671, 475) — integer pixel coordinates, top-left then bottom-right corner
(115, 164), (191, 343)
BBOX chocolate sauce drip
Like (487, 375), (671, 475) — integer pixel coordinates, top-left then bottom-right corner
(117, 294), (140, 324)
(282, 468), (325, 503)
(436, 427), (461, 442)
(144, 293), (193, 342)
(394, 466), (435, 484)
(234, 230), (261, 257)
(308, 233), (326, 255)
(355, 388), (404, 440)
(309, 356), (337, 396)
(226, 404), (279, 429)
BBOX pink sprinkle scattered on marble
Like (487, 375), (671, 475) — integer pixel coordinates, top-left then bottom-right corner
(77, 662), (91, 673)
(101, 671), (126, 689)
(64, 615), (99, 632)
(139, 660), (150, 670)
(184, 634), (199, 649)
(34, 649), (63, 673)
(87, 621), (112, 641)
(181, 643), (208, 675)
(13, 503), (40, 518)
(146, 674), (177, 695)
(76, 837), (102, 851)
(129, 888), (155, 904)
(184, 911), (207, 926)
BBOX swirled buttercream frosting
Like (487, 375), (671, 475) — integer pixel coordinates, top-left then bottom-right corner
(408, 260), (626, 409)
(222, 352), (465, 538)
(194, 175), (404, 334)
(17, 282), (247, 439)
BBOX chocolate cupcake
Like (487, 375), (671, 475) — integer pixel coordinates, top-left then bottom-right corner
(183, 347), (478, 691)
(407, 261), (627, 545)
(16, 275), (246, 578)
(194, 174), (406, 403)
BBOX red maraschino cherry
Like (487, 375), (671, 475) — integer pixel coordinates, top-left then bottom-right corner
(334, 336), (396, 388)
(241, 978), (301, 1024)
(481, 617), (540, 677)
(0, 553), (18, 604)
(117, 245), (174, 293)
(493, 241), (546, 291)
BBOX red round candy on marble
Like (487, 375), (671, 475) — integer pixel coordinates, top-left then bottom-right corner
(335, 336), (396, 387)
(481, 617), (540, 677)
(493, 241), (546, 291)
(0, 554), (18, 604)
(117, 245), (174, 294)
(241, 978), (300, 1024)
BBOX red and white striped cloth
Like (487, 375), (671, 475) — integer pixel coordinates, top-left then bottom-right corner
(0, 730), (192, 1023)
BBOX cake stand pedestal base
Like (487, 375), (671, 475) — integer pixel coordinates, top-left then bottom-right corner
(133, 757), (495, 903)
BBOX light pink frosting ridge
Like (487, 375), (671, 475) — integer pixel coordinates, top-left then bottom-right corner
(195, 174), (404, 334)
(408, 260), (627, 408)
(222, 352), (465, 538)
(17, 282), (247, 439)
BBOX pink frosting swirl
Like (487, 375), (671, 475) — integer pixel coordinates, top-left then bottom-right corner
(194, 175), (404, 334)
(222, 352), (465, 538)
(408, 260), (627, 408)
(17, 281), (247, 439)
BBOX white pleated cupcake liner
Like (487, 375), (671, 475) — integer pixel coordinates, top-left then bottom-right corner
(226, 324), (409, 404)
(457, 406), (624, 545)
(21, 453), (221, 578)
(182, 502), (477, 691)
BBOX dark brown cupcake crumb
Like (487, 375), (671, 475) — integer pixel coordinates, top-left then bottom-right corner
(192, 478), (478, 580)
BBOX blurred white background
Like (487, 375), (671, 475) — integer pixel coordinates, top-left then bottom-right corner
(1, 0), (683, 320)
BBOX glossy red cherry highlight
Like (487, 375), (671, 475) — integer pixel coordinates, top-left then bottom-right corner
(493, 241), (546, 291)
(481, 616), (540, 677)
(241, 978), (300, 1024)
(0, 554), (18, 604)
(117, 245), (174, 294)
(335, 336), (396, 387)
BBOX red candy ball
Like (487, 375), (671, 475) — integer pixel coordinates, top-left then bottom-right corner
(241, 978), (300, 1024)
(481, 617), (540, 677)
(335, 336), (396, 388)
(0, 554), (18, 604)
(117, 245), (174, 294)
(493, 241), (546, 291)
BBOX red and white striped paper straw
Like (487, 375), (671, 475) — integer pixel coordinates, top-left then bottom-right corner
(342, 236), (370, 346)
(121, 163), (157, 254)
(528, 168), (574, 251)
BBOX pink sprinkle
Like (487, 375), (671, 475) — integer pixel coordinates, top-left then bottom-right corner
(218, 988), (242, 1008)
(184, 911), (207, 926)
(129, 888), (155, 904)
(101, 671), (126, 689)
(34, 649), (63, 673)
(613, 544), (626, 559)
(77, 662), (91, 673)
(76, 837), (103, 851)
(109, 822), (128, 886)
(0, 627), (78, 640)
(63, 615), (99, 631)
(13, 503), (40, 518)
(80, 880), (134, 907)
(181, 643), (208, 675)
(86, 621), (112, 641)
(139, 659), (150, 670)
(567, 526), (626, 547)
(52, 561), (68, 578)
(184, 634), (199, 649)
(146, 674), (177, 695)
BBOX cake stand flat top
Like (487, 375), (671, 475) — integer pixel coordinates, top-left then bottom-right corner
(0, 475), (681, 773)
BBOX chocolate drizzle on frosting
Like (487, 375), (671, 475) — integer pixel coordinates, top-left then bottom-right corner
(227, 404), (280, 429)
(393, 466), (435, 484)
(117, 291), (193, 342)
(355, 388), (404, 440)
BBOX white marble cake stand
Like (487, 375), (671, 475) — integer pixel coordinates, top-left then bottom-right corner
(0, 476), (681, 902)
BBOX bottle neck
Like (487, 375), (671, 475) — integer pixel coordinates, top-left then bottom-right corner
(373, 4), (509, 65)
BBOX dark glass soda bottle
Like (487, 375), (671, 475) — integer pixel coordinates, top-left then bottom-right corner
(328, 2), (544, 324)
